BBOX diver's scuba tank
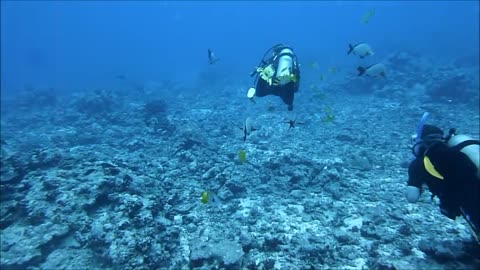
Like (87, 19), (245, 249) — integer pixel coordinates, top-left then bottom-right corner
(447, 133), (480, 178)
(274, 47), (294, 85)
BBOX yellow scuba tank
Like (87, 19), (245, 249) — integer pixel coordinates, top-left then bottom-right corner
(447, 134), (480, 178)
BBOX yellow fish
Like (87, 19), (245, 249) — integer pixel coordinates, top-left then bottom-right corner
(328, 67), (338, 74)
(310, 61), (319, 69)
(361, 9), (375, 24)
(200, 191), (221, 205)
(310, 84), (318, 91)
(323, 106), (335, 123)
(325, 105), (332, 114)
(314, 92), (326, 100)
(238, 149), (247, 164)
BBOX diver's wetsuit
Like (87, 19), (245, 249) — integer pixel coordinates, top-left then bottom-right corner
(408, 142), (480, 235)
(255, 78), (299, 111)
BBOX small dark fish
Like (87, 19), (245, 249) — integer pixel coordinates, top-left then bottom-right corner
(115, 74), (126, 80)
(208, 48), (220, 65)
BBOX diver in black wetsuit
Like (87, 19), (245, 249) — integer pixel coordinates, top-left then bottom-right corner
(247, 44), (300, 111)
(405, 113), (480, 243)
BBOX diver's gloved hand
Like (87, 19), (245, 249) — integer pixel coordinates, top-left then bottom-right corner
(405, 186), (421, 203)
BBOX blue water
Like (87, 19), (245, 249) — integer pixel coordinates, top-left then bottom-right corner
(1, 1), (479, 269)
(2, 1), (478, 92)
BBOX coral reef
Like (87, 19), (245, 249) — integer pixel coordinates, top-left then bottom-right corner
(1, 60), (479, 269)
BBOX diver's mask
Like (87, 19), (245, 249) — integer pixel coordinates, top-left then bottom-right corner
(412, 128), (458, 157)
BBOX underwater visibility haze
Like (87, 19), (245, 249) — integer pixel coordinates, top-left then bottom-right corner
(1, 1), (479, 269)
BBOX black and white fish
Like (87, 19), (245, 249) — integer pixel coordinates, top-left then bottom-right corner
(241, 117), (257, 141)
(357, 63), (386, 77)
(348, 43), (374, 59)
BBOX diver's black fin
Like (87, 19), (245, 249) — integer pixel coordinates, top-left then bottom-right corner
(357, 66), (366, 76)
(347, 44), (354, 55)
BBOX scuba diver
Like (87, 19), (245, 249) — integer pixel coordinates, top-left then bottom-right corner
(247, 44), (300, 111)
(405, 112), (480, 243)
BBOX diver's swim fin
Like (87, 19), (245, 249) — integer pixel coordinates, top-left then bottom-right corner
(461, 208), (480, 244)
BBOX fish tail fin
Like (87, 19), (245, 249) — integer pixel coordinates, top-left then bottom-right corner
(347, 44), (354, 55)
(357, 66), (366, 76)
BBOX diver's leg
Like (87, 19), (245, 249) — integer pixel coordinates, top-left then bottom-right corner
(279, 87), (294, 111)
(255, 79), (273, 97)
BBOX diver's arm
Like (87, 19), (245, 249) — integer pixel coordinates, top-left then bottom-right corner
(405, 158), (423, 203)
